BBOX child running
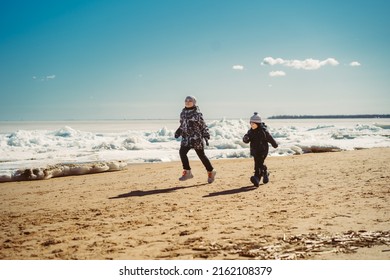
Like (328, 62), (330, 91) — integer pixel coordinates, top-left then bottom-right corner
(175, 96), (216, 183)
(243, 112), (278, 187)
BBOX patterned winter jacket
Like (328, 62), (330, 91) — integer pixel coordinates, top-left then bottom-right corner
(243, 123), (278, 156)
(175, 106), (210, 149)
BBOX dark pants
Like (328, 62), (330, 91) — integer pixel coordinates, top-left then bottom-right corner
(253, 154), (267, 177)
(179, 146), (213, 172)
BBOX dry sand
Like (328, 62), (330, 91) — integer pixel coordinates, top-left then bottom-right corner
(1, 148), (389, 260)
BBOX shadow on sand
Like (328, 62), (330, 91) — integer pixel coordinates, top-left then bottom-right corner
(109, 183), (209, 199)
(203, 185), (258, 198)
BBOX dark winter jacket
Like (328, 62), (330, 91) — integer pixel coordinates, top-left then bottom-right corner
(243, 123), (278, 156)
(175, 106), (210, 149)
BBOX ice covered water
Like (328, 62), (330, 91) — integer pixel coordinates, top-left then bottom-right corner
(1, 118), (389, 181)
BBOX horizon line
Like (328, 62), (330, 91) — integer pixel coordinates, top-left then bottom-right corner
(1, 113), (390, 122)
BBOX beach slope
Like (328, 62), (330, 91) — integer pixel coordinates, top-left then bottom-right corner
(1, 148), (389, 260)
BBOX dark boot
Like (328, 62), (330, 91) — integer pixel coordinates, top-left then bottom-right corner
(250, 176), (260, 187)
(262, 169), (269, 184)
(263, 172), (269, 184)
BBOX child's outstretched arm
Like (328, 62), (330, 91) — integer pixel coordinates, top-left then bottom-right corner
(198, 114), (210, 140)
(265, 130), (278, 148)
(243, 132), (250, 143)
(174, 127), (182, 138)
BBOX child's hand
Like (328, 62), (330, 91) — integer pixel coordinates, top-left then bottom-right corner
(174, 128), (182, 138)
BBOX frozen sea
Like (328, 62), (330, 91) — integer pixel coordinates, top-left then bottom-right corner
(1, 118), (389, 181)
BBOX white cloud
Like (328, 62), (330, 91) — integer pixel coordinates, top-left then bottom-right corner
(262, 57), (339, 70)
(232, 65), (244, 70)
(269, 71), (286, 77)
(350, 61), (361, 67)
(262, 57), (285, 66)
(33, 74), (56, 81)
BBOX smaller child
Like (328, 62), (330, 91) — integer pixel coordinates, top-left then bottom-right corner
(243, 112), (278, 187)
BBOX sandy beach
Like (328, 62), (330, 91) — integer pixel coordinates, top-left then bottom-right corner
(1, 148), (389, 260)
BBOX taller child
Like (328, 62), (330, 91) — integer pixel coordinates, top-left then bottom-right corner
(175, 96), (216, 183)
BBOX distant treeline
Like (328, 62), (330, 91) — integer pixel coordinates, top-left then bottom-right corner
(268, 114), (390, 119)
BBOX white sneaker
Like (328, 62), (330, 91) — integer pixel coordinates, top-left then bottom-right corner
(207, 170), (216, 183)
(179, 170), (194, 181)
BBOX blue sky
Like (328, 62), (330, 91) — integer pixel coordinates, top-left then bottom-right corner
(1, 0), (389, 120)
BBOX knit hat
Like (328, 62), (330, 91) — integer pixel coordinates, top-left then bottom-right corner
(185, 96), (197, 105)
(250, 112), (262, 123)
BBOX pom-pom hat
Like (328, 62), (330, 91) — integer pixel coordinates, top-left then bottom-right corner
(250, 112), (262, 123)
